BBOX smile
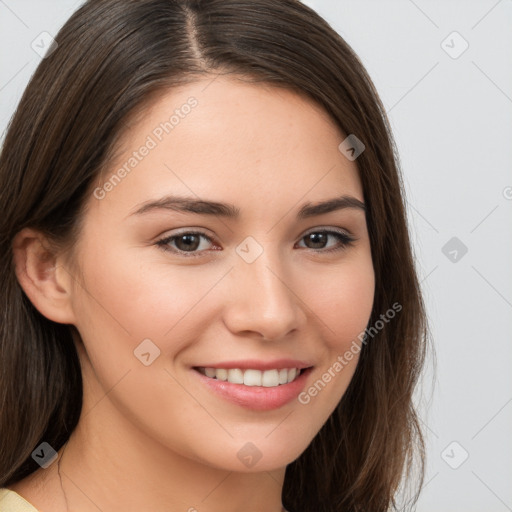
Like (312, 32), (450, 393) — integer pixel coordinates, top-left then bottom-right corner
(196, 367), (303, 387)
(193, 365), (313, 411)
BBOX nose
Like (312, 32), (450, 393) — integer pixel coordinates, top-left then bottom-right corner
(222, 251), (307, 341)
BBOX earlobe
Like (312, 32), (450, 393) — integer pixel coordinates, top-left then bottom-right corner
(12, 228), (77, 325)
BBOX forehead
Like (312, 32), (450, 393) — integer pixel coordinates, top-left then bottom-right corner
(94, 76), (364, 218)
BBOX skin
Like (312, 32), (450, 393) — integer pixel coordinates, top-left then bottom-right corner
(11, 76), (375, 512)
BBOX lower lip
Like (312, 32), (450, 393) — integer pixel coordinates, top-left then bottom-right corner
(193, 368), (312, 411)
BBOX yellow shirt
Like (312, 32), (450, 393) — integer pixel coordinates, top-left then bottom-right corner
(0, 489), (39, 512)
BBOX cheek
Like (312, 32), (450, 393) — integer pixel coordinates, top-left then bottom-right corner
(293, 251), (374, 429)
(72, 241), (220, 341)
(304, 251), (375, 350)
(68, 239), (240, 407)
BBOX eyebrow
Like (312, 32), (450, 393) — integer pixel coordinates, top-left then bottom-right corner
(130, 194), (365, 219)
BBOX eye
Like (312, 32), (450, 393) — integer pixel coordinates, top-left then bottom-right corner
(155, 228), (356, 258)
(296, 229), (356, 252)
(156, 231), (216, 257)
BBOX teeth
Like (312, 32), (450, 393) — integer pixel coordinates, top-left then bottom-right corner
(244, 369), (262, 386)
(216, 368), (228, 381)
(199, 367), (302, 387)
(262, 369), (279, 387)
(205, 367), (216, 378)
(227, 368), (244, 384)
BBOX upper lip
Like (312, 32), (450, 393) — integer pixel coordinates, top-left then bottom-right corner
(194, 359), (313, 371)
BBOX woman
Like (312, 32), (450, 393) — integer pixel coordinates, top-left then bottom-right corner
(0, 1), (428, 511)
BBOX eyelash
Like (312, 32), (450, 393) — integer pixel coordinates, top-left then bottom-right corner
(155, 228), (356, 258)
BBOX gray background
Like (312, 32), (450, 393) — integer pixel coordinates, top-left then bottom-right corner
(1, 1), (511, 510)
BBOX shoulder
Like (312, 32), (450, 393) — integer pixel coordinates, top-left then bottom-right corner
(0, 488), (40, 512)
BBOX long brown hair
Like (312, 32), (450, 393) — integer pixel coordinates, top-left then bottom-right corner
(0, 1), (429, 510)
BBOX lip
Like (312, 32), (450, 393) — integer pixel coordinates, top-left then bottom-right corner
(192, 365), (313, 411)
(194, 359), (313, 371)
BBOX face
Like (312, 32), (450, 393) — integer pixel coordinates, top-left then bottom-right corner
(66, 76), (375, 472)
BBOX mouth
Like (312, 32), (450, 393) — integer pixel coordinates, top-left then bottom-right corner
(192, 364), (314, 411)
(195, 366), (306, 387)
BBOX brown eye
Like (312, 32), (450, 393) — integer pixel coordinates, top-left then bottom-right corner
(298, 229), (355, 252)
(304, 232), (329, 249)
(156, 231), (215, 256)
(174, 234), (201, 251)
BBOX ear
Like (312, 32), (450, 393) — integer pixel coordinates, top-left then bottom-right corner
(12, 228), (77, 324)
